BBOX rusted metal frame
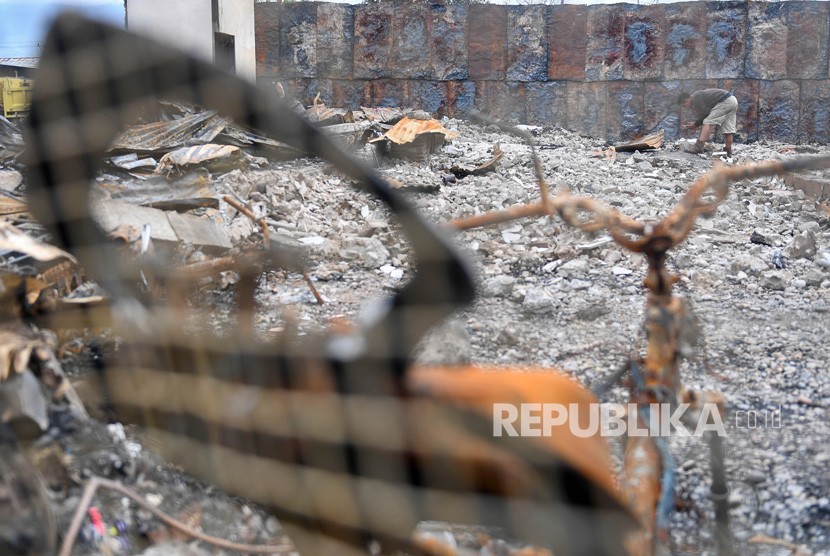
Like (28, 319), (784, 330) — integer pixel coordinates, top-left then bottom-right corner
(223, 195), (270, 246)
(448, 141), (830, 555)
(708, 431), (734, 556)
(622, 361), (660, 555)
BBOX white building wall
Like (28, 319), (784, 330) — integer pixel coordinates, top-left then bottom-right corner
(126, 0), (255, 82)
(218, 0), (256, 82)
(126, 0), (214, 63)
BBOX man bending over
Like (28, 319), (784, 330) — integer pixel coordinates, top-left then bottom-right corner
(678, 89), (738, 157)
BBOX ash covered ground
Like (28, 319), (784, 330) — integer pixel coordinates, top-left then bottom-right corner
(23, 119), (830, 555)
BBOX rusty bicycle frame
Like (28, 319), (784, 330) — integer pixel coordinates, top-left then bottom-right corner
(450, 115), (830, 555)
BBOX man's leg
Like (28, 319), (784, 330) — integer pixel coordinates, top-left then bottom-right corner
(698, 124), (714, 147)
(724, 133), (733, 157)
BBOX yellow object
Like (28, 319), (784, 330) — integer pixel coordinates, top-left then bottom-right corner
(0, 77), (34, 119)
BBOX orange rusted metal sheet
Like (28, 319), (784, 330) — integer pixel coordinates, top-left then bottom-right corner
(372, 117), (459, 145)
(409, 364), (626, 509)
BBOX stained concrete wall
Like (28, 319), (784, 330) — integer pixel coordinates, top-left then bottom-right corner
(256, 1), (830, 143)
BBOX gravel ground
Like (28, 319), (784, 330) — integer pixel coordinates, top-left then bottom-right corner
(20, 118), (830, 555)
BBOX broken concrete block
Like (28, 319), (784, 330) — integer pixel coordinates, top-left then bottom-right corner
(0, 169), (22, 192)
(167, 212), (233, 253)
(94, 200), (178, 244)
(94, 199), (231, 253)
(785, 231), (818, 260)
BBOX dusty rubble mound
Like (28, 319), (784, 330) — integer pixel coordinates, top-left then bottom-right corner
(1, 102), (829, 556)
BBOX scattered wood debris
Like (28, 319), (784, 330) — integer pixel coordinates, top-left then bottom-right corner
(613, 129), (664, 153)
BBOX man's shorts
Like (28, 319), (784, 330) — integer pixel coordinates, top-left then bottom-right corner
(703, 95), (738, 134)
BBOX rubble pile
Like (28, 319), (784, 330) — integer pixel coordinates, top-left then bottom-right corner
(0, 103), (829, 555)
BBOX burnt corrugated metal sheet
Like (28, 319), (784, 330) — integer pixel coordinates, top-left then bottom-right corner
(374, 117), (459, 145)
(109, 111), (231, 153)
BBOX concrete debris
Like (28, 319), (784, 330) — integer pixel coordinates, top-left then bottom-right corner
(760, 270), (790, 290)
(3, 96), (830, 554)
(93, 199), (231, 253)
(784, 230), (817, 260)
(448, 144), (503, 179)
(0, 169), (22, 192)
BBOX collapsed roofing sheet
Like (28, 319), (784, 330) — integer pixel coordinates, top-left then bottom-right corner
(109, 111), (230, 152)
(373, 117), (460, 145)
